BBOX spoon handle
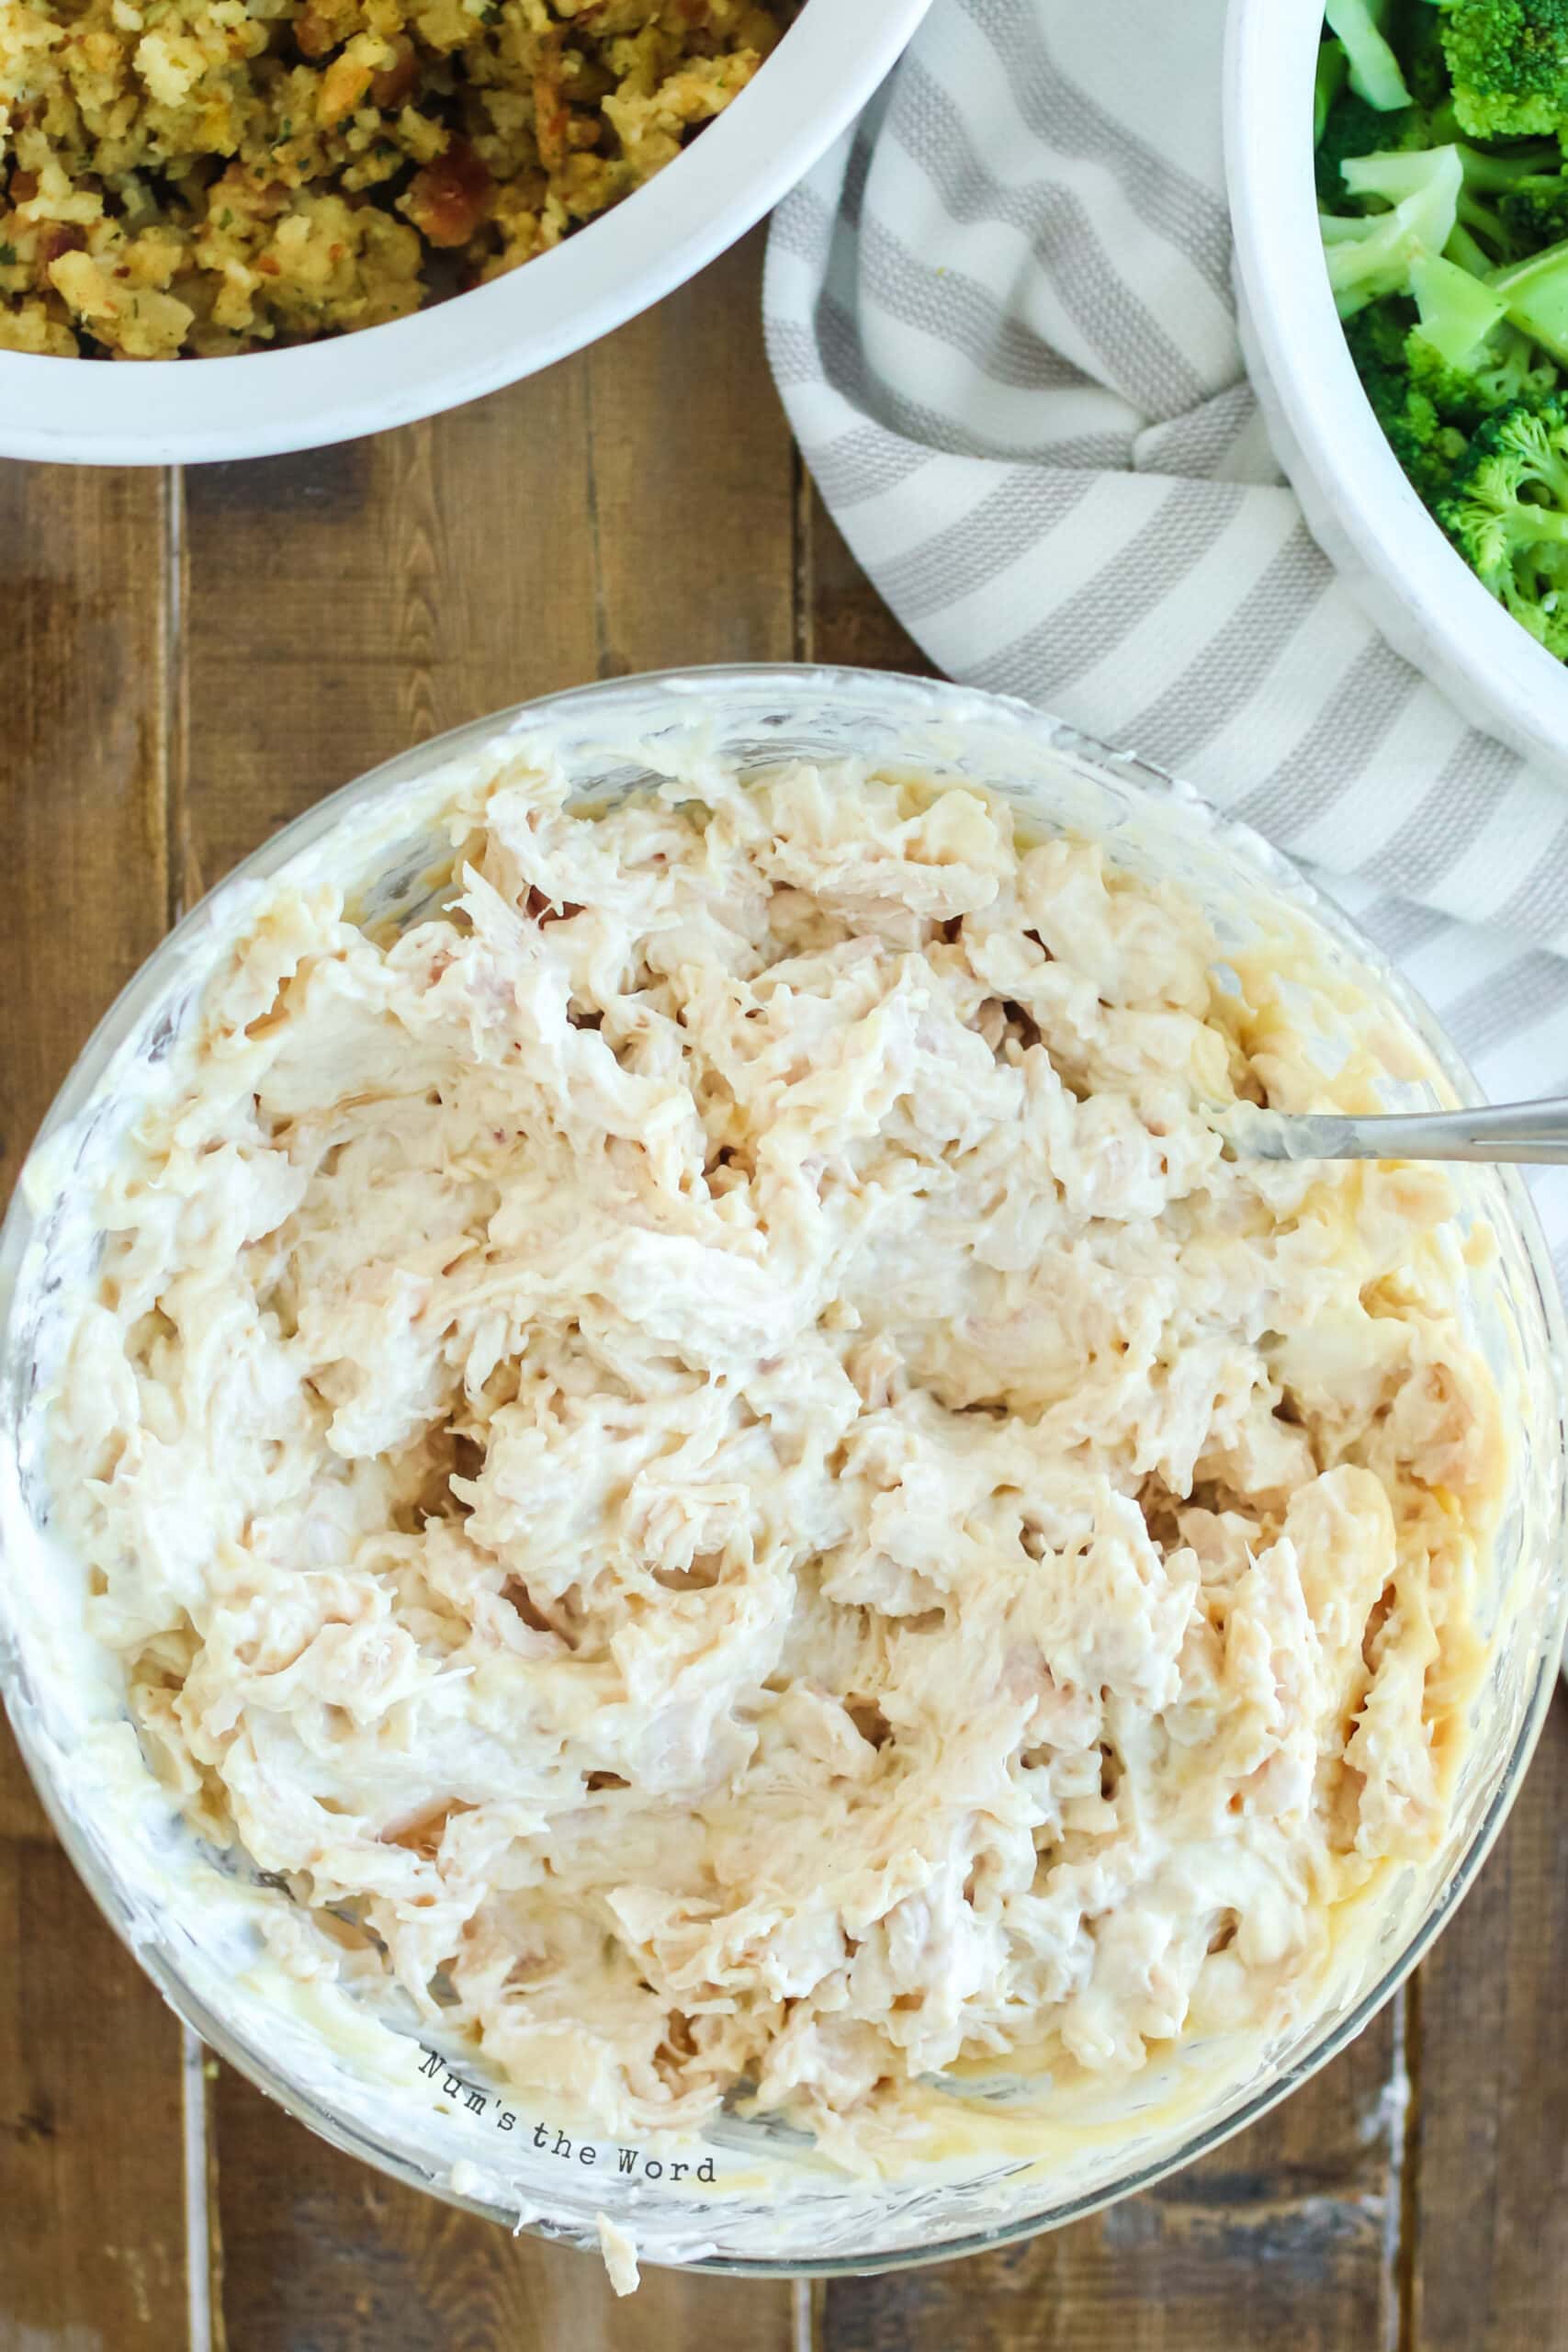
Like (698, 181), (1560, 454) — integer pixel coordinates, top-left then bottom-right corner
(1231, 1096), (1568, 1165)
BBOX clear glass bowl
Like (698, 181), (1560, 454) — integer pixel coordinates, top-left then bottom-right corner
(2, 665), (1564, 2278)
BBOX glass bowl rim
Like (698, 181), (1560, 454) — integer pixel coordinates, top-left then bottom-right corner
(2, 660), (1563, 2278)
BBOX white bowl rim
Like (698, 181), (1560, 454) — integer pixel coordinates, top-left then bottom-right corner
(0, 0), (931, 467)
(1223, 0), (1568, 776)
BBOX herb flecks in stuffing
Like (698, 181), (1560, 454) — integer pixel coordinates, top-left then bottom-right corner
(0, 0), (784, 358)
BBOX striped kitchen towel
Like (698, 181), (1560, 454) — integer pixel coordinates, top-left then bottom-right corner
(763, 0), (1568, 1272)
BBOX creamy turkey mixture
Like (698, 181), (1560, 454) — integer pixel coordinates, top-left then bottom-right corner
(51, 749), (1503, 2155)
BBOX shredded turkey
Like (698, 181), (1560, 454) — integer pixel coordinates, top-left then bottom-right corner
(51, 747), (1503, 2154)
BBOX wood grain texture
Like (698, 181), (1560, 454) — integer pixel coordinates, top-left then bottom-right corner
(215, 2068), (796, 2352)
(0, 466), (171, 1203)
(1408, 1704), (1568, 2352)
(176, 229), (792, 901)
(180, 230), (799, 2343)
(0, 462), (190, 2349)
(575, 236), (795, 680)
(818, 2026), (1404, 2352)
(0, 1842), (188, 2347)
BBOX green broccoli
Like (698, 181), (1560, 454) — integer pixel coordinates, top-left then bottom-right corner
(1315, 0), (1568, 657)
(1475, 322), (1564, 400)
(1348, 297), (1422, 379)
(1314, 81), (1477, 203)
(1407, 316), (1561, 419)
(1438, 0), (1568, 138)
(1322, 143), (1464, 311)
(1399, 0), (1458, 104)
(1318, 87), (1413, 200)
(1489, 232), (1568, 360)
(1410, 246), (1507, 356)
(1436, 394), (1568, 648)
(1317, 38), (1350, 145)
(1345, 307), (1472, 501)
(1321, 118), (1556, 260)
(1451, 138), (1564, 257)
(1326, 0), (1415, 108)
(1497, 168), (1568, 240)
(1341, 300), (1564, 514)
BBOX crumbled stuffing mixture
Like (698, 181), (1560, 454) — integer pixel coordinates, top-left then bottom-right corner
(0, 0), (783, 355)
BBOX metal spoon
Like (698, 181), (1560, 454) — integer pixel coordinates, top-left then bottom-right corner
(1222, 1096), (1568, 1166)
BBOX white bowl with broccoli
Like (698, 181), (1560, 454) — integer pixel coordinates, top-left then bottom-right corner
(1225, 0), (1568, 780)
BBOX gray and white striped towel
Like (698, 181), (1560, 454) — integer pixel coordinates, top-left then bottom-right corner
(763, 0), (1568, 1271)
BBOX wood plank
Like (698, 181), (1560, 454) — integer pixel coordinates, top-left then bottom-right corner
(0, 1761), (51, 1848)
(0, 1842), (189, 2346)
(0, 462), (190, 2347)
(818, 2025), (1402, 2352)
(809, 487), (1406, 2352)
(214, 2066), (795, 2352)
(0, 465), (171, 1208)
(176, 228), (794, 898)
(579, 244), (795, 680)
(171, 392), (594, 902)
(1407, 1698), (1568, 2352)
(176, 229), (799, 2340)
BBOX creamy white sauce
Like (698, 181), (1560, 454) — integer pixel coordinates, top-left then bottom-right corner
(39, 743), (1503, 2175)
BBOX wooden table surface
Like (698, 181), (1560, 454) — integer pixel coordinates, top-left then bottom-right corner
(3, 231), (1567, 2352)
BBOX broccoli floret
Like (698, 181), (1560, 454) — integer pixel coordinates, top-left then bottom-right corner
(1399, 0), (1457, 105)
(1317, 38), (1350, 145)
(1327, 0), (1415, 108)
(1443, 137), (1565, 257)
(1348, 298), (1420, 378)
(1342, 298), (1564, 514)
(1318, 0), (1568, 652)
(1317, 90), (1425, 202)
(1320, 0), (1568, 656)
(1438, 0), (1568, 139)
(1489, 232), (1568, 359)
(1407, 316), (1562, 419)
(1410, 245), (1507, 356)
(1495, 165), (1568, 240)
(1474, 322), (1565, 399)
(1315, 82), (1471, 201)
(1345, 306), (1472, 500)
(1323, 118), (1561, 263)
(1321, 144), (1464, 311)
(1436, 394), (1568, 648)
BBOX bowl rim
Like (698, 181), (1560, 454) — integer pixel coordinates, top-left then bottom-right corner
(0, 0), (932, 468)
(3, 660), (1565, 2276)
(1223, 0), (1568, 778)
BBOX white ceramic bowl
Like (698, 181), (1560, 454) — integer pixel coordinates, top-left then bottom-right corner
(3, 665), (1566, 2276)
(0, 0), (930, 469)
(1224, 0), (1568, 784)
